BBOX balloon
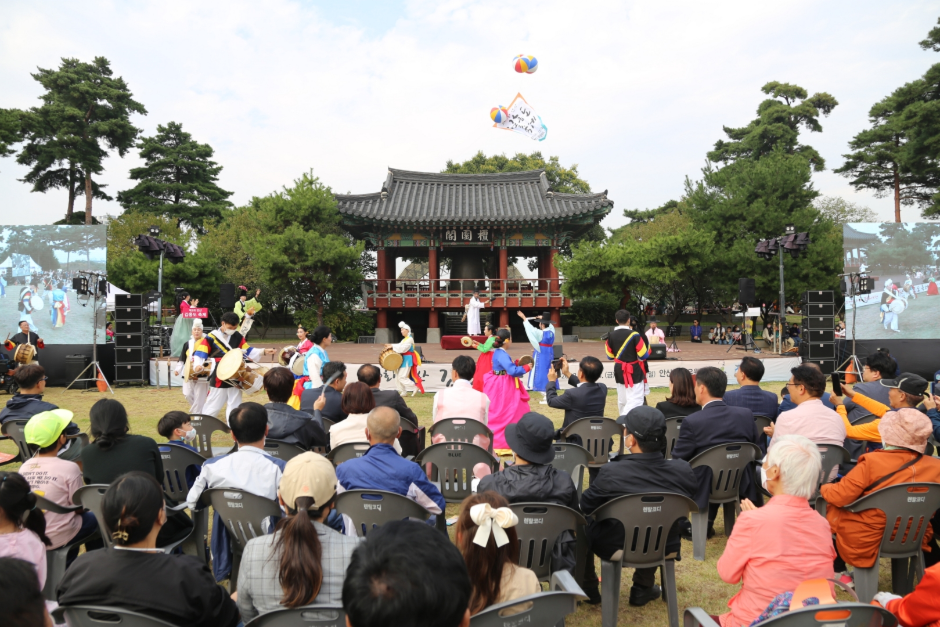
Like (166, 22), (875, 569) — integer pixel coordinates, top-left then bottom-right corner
(490, 106), (509, 123)
(513, 54), (538, 74)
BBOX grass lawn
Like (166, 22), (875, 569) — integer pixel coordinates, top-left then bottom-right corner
(0, 382), (878, 625)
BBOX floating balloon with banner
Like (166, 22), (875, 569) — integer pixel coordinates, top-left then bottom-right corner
(491, 93), (548, 142)
(513, 55), (538, 74)
(490, 106), (510, 124)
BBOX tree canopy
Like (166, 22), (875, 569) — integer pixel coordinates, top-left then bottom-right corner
(0, 108), (21, 168)
(444, 150), (591, 193)
(813, 196), (878, 225)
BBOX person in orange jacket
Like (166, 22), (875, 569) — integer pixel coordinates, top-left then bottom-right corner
(872, 562), (940, 627)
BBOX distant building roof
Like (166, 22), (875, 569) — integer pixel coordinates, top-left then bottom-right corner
(843, 224), (880, 247)
(335, 168), (612, 229)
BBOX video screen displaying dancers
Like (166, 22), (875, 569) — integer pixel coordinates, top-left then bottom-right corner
(843, 222), (940, 339)
(0, 225), (107, 345)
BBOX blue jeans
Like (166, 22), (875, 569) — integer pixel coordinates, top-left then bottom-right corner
(65, 511), (103, 565)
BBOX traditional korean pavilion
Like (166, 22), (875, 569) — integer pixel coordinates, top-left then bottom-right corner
(336, 168), (613, 342)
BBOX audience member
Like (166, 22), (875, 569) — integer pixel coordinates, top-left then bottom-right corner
(359, 363), (423, 456)
(335, 406), (444, 519)
(237, 452), (360, 621)
(672, 367), (762, 537)
(263, 366), (327, 449)
(838, 373), (928, 443)
(20, 410), (99, 565)
(716, 435), (835, 627)
(299, 361), (348, 422)
(343, 520), (472, 627)
(820, 408), (940, 584)
(724, 357), (779, 421)
(329, 383), (402, 453)
(655, 367), (701, 419)
(777, 361), (836, 412)
(432, 356), (491, 450)
(156, 410), (199, 452)
(456, 491), (539, 614)
(81, 398), (164, 485)
(580, 406), (697, 606)
(0, 364), (82, 461)
(57, 472), (240, 627)
(839, 351), (896, 422)
(871, 562), (940, 627)
(0, 557), (51, 627)
(0, 472), (50, 591)
(546, 356), (608, 428)
(767, 366), (846, 448)
(690, 319), (703, 343)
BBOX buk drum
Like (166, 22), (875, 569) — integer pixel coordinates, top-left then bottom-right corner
(216, 349), (267, 394)
(30, 296), (44, 311)
(13, 343), (36, 364)
(379, 348), (403, 371)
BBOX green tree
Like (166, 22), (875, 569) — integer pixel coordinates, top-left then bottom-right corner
(0, 108), (22, 167)
(117, 122), (233, 232)
(864, 223), (935, 275)
(708, 81), (838, 171)
(18, 57), (146, 224)
(813, 196), (878, 225)
(622, 200), (680, 224)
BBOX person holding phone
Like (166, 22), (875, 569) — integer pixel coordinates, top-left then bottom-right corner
(546, 356), (607, 429)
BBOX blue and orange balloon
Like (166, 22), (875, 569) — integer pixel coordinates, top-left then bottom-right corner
(513, 54), (538, 74)
(490, 106), (509, 123)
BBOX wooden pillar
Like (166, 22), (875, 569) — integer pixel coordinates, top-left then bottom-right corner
(375, 248), (388, 338)
(429, 246), (438, 283)
(549, 247), (560, 326)
(499, 246), (509, 328)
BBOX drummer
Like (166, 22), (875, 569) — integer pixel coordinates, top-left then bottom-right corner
(173, 319), (211, 414)
(4, 320), (44, 365)
(385, 321), (424, 396)
(195, 312), (275, 422)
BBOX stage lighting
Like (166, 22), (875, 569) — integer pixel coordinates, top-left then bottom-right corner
(149, 226), (161, 237)
(164, 242), (186, 264)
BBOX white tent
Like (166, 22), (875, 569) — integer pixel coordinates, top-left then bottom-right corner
(106, 283), (160, 313)
(0, 254), (43, 276)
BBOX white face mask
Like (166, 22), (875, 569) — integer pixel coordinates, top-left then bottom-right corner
(760, 465), (769, 492)
(182, 427), (197, 444)
(220, 327), (234, 337)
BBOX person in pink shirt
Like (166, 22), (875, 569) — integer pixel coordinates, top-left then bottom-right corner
(645, 319), (665, 345)
(716, 434), (835, 627)
(766, 365), (846, 450)
(432, 355), (491, 450)
(0, 471), (51, 591)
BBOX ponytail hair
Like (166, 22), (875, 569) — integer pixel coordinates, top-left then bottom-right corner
(492, 328), (511, 350)
(0, 472), (50, 546)
(89, 398), (130, 451)
(102, 472), (165, 546)
(274, 495), (333, 608)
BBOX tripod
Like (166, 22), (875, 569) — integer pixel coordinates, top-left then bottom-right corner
(836, 273), (865, 380)
(66, 271), (113, 394)
(728, 308), (759, 353)
(666, 326), (681, 352)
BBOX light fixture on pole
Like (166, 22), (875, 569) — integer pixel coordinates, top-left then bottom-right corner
(754, 225), (810, 354)
(134, 229), (186, 356)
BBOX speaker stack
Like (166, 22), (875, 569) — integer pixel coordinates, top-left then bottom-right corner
(799, 290), (836, 374)
(113, 294), (148, 382)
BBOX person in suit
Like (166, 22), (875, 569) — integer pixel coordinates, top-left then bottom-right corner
(357, 363), (424, 457)
(545, 356), (607, 428)
(724, 357), (779, 421)
(299, 361), (348, 424)
(671, 366), (762, 538)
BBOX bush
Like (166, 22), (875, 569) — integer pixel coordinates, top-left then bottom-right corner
(294, 307), (375, 342)
(564, 294), (622, 327)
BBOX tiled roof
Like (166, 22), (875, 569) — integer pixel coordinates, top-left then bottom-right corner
(335, 168), (612, 225)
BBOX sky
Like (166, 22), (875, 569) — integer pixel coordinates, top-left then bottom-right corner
(2, 0), (940, 233)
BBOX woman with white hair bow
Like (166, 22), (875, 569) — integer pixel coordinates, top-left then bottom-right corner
(384, 321), (424, 396)
(455, 492), (539, 615)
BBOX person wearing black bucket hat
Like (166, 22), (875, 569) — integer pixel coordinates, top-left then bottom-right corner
(579, 406), (697, 606)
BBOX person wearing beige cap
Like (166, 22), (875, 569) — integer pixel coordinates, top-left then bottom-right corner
(236, 452), (360, 622)
(820, 407), (940, 584)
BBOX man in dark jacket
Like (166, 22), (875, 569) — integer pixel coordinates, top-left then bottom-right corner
(0, 364), (82, 460)
(671, 366), (762, 535)
(580, 406), (697, 606)
(546, 357), (608, 428)
(357, 364), (424, 457)
(262, 367), (327, 450)
(299, 361), (348, 423)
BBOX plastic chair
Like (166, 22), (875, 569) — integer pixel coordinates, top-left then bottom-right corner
(0, 419), (33, 463)
(664, 417), (684, 460)
(200, 487), (282, 592)
(551, 443), (593, 498)
(415, 442), (498, 503)
(263, 439), (308, 462)
(688, 442), (762, 561)
(837, 482), (940, 602)
(322, 417), (336, 434)
(684, 603), (897, 627)
(327, 442), (371, 466)
(34, 494), (93, 601)
(245, 605), (345, 627)
(335, 489), (431, 536)
(754, 414), (773, 434)
(470, 570), (587, 627)
(74, 485), (192, 554)
(188, 413), (235, 458)
(508, 502), (588, 583)
(428, 417), (495, 453)
(593, 492), (698, 627)
(813, 443), (849, 503)
(850, 412), (878, 426)
(52, 606), (177, 627)
(157, 444), (209, 564)
(559, 417), (623, 467)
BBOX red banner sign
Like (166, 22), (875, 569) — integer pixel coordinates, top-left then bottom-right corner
(182, 308), (208, 319)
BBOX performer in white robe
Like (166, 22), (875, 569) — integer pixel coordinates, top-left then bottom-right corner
(173, 319), (210, 414)
(465, 290), (487, 335)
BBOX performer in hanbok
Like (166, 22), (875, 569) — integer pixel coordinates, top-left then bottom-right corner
(173, 319), (211, 414)
(464, 289), (487, 335)
(386, 321), (424, 396)
(605, 311), (650, 415)
(18, 284), (38, 331)
(4, 320), (44, 364)
(170, 292), (200, 357)
(234, 286), (262, 323)
(295, 325), (314, 356)
(471, 322), (496, 392)
(928, 276), (939, 296)
(50, 282), (69, 329)
(196, 311), (275, 421)
(518, 310), (556, 403)
(301, 326), (333, 390)
(483, 329), (531, 452)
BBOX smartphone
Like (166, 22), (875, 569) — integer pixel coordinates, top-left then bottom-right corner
(551, 358), (562, 372)
(830, 373), (843, 396)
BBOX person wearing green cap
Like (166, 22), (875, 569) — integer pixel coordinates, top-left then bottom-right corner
(19, 409), (100, 564)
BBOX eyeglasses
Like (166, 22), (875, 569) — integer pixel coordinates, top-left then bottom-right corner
(785, 382), (802, 388)
(41, 376), (48, 382)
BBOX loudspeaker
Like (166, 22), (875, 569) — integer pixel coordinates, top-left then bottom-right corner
(803, 358), (835, 375)
(220, 283), (236, 310)
(802, 290), (835, 304)
(114, 363), (147, 382)
(114, 333), (146, 348)
(115, 347), (147, 364)
(115, 320), (146, 335)
(114, 307), (147, 321)
(115, 294), (143, 308)
(97, 279), (108, 295)
(648, 345), (667, 360)
(804, 303), (835, 317)
(738, 278), (756, 305)
(802, 316), (834, 330)
(799, 342), (835, 360)
(802, 329), (835, 343)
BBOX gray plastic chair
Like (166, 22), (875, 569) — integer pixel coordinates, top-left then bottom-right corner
(509, 502), (587, 583)
(663, 417), (684, 460)
(415, 441), (498, 503)
(157, 444), (209, 563)
(0, 419), (33, 463)
(688, 442), (762, 561)
(593, 492), (698, 627)
(34, 494), (92, 601)
(850, 412), (878, 426)
(327, 442), (371, 466)
(560, 417), (623, 467)
(814, 443), (849, 501)
(322, 417), (336, 434)
(201, 487), (282, 592)
(245, 605), (345, 627)
(428, 417), (495, 453)
(838, 482), (940, 602)
(263, 439), (308, 462)
(684, 603), (897, 627)
(188, 413), (235, 458)
(53, 606), (177, 627)
(470, 570), (587, 627)
(753, 414), (773, 434)
(551, 443), (593, 498)
(335, 489), (431, 536)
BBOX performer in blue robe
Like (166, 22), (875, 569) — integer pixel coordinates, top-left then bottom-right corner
(518, 310), (556, 400)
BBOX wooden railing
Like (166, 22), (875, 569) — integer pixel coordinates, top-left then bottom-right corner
(362, 278), (568, 309)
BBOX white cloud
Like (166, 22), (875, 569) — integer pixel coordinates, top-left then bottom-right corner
(1, 0), (938, 229)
